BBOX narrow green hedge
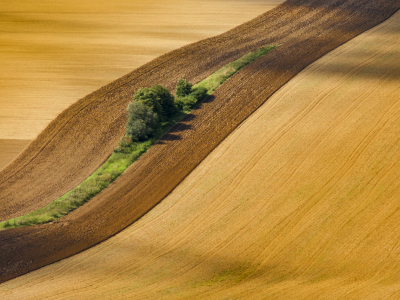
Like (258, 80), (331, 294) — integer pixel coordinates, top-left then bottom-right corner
(0, 44), (277, 230)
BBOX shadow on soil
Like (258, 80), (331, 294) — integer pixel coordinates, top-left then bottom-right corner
(27, 231), (294, 297)
(159, 133), (182, 142)
(168, 122), (192, 133)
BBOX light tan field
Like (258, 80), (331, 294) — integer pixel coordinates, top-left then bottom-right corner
(2, 8), (399, 300)
(0, 0), (283, 170)
(0, 140), (31, 171)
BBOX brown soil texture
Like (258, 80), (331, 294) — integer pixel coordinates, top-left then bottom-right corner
(0, 0), (282, 176)
(2, 11), (400, 299)
(0, 0), (399, 283)
(0, 0), (281, 139)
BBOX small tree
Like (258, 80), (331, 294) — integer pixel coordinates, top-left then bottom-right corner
(150, 84), (177, 118)
(133, 87), (163, 117)
(126, 101), (158, 141)
(175, 79), (192, 98)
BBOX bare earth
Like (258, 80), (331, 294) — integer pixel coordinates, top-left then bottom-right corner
(0, 0), (282, 170)
(1, 8), (400, 300)
(0, 0), (398, 286)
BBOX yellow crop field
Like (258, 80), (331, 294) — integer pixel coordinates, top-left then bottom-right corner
(1, 8), (400, 300)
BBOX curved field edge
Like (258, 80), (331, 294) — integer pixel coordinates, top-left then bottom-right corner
(0, 45), (277, 230)
(0, 0), (399, 284)
(0, 1), (297, 222)
(1, 10), (400, 299)
(2, 0), (395, 222)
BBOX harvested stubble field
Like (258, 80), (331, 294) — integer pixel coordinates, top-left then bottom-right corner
(1, 8), (400, 299)
(0, 0), (399, 285)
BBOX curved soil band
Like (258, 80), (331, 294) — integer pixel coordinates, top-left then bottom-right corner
(0, 0), (399, 283)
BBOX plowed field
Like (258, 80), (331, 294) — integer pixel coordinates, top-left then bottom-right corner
(1, 9), (400, 299)
(0, 0), (283, 169)
(1, 0), (399, 284)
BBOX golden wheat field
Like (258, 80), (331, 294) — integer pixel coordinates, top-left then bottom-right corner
(1, 7), (399, 300)
(0, 0), (283, 171)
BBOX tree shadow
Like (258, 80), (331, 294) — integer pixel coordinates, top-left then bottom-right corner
(158, 133), (182, 143)
(168, 122), (192, 133)
(157, 94), (217, 144)
(202, 95), (215, 104)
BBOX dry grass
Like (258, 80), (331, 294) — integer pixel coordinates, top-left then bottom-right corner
(1, 9), (400, 300)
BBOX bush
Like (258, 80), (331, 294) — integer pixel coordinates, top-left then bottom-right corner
(150, 84), (177, 118)
(190, 86), (208, 102)
(126, 101), (158, 141)
(113, 136), (133, 153)
(174, 86), (208, 111)
(134, 85), (177, 120)
(133, 87), (163, 117)
(175, 95), (197, 111)
(175, 79), (193, 98)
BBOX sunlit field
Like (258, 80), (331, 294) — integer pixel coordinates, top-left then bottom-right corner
(1, 7), (399, 300)
(0, 0), (283, 170)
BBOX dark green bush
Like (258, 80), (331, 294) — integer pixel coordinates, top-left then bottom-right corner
(175, 95), (197, 111)
(126, 101), (158, 141)
(174, 86), (208, 111)
(190, 86), (208, 102)
(175, 79), (193, 98)
(150, 84), (177, 118)
(133, 87), (163, 117)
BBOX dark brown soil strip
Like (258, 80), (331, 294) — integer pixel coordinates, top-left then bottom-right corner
(0, 0), (399, 284)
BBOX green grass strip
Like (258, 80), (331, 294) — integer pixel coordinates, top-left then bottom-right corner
(0, 44), (277, 230)
(194, 45), (277, 93)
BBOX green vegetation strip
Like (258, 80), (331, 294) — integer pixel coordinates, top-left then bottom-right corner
(0, 45), (277, 230)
